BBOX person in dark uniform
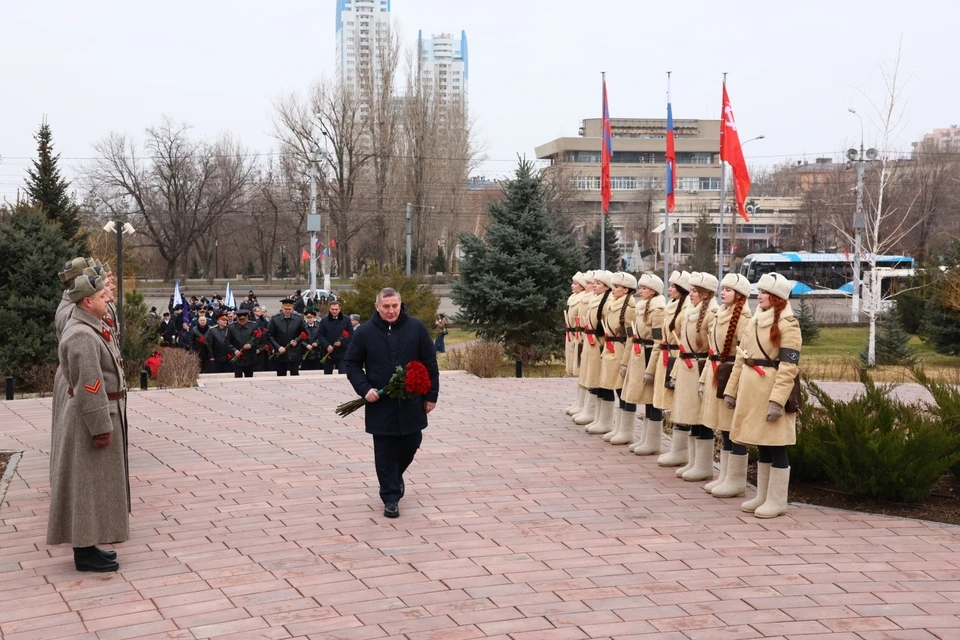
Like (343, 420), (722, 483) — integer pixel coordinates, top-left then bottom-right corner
(318, 300), (353, 374)
(226, 308), (257, 377)
(206, 312), (233, 373)
(268, 298), (307, 376)
(253, 306), (271, 372)
(301, 308), (324, 371)
(189, 314), (212, 372)
(293, 290), (306, 315)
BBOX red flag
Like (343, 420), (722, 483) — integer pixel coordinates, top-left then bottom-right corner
(720, 84), (752, 222)
(300, 248), (310, 262)
(600, 77), (613, 215)
(329, 238), (337, 249)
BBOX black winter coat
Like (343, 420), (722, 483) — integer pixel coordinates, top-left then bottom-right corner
(343, 305), (439, 436)
(226, 321), (258, 366)
(207, 325), (232, 363)
(303, 321), (323, 361)
(267, 313), (307, 363)
(318, 312), (353, 362)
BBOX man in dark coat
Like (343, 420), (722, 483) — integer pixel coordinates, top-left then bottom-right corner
(226, 309), (258, 377)
(318, 300), (353, 374)
(268, 298), (307, 376)
(343, 288), (439, 519)
(206, 313), (233, 373)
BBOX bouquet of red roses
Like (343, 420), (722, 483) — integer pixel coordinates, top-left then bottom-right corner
(335, 360), (431, 418)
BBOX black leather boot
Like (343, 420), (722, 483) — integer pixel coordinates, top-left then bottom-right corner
(95, 547), (117, 561)
(74, 546), (119, 572)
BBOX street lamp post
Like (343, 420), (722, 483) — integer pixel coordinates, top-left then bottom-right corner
(102, 220), (135, 352)
(718, 135), (764, 281)
(847, 108), (875, 322)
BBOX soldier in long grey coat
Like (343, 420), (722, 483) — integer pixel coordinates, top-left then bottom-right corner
(47, 273), (130, 572)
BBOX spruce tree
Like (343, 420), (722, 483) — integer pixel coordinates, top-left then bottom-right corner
(796, 296), (821, 343)
(0, 206), (80, 385)
(275, 251), (291, 279)
(584, 214), (620, 271)
(862, 308), (916, 366)
(24, 121), (87, 250)
(687, 210), (718, 274)
(452, 160), (586, 364)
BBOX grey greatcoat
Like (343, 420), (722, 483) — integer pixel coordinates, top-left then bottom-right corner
(47, 306), (130, 548)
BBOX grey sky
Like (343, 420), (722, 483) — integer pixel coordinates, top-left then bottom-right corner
(0, 0), (954, 205)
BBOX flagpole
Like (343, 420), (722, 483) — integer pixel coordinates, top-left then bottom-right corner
(663, 71), (672, 286)
(600, 71), (606, 271)
(717, 72), (728, 282)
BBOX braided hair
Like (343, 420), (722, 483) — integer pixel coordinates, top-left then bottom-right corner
(618, 288), (636, 334)
(596, 288), (612, 335)
(694, 286), (713, 350)
(642, 296), (652, 323)
(669, 286), (688, 334)
(769, 296), (788, 346)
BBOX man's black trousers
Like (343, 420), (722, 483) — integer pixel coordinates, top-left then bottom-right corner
(373, 431), (423, 504)
(276, 361), (300, 376)
(323, 357), (344, 375)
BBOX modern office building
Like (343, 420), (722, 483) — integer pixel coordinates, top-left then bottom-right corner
(335, 0), (392, 94)
(417, 30), (468, 102)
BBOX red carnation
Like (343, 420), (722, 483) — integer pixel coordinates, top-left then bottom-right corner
(198, 337), (205, 344)
(227, 353), (233, 361)
(404, 361), (431, 395)
(300, 331), (308, 341)
(253, 329), (262, 338)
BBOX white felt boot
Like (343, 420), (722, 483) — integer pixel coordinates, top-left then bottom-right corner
(610, 408), (637, 445)
(635, 419), (662, 456)
(754, 467), (790, 519)
(603, 405), (624, 441)
(712, 453), (748, 498)
(657, 428), (689, 467)
(704, 450), (728, 493)
(741, 462), (771, 513)
(675, 431), (697, 477)
(587, 399), (616, 435)
(566, 386), (587, 416)
(682, 437), (716, 482)
(573, 394), (597, 425)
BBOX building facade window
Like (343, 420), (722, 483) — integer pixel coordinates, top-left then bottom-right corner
(573, 176), (601, 190)
(699, 177), (721, 190)
(577, 151), (600, 163)
(611, 176), (636, 190)
(678, 177), (699, 191)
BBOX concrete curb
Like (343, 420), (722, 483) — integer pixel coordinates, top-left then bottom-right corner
(0, 450), (23, 511)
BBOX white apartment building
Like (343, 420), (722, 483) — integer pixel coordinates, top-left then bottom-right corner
(335, 0), (391, 94)
(418, 30), (468, 101)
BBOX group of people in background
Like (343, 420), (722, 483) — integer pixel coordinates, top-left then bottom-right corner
(563, 267), (802, 519)
(145, 289), (360, 378)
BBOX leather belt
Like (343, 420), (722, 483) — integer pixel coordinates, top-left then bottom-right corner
(564, 327), (577, 332)
(662, 343), (679, 349)
(743, 358), (779, 368)
(68, 387), (127, 401)
(606, 336), (627, 343)
(636, 338), (654, 346)
(691, 352), (710, 359)
(708, 354), (736, 363)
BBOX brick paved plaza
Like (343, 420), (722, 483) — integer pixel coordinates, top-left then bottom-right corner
(0, 372), (958, 640)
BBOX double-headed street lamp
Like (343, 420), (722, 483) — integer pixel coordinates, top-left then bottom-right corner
(103, 220), (135, 351)
(847, 108), (877, 322)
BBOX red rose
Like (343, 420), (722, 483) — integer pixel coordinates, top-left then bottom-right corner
(300, 332), (308, 341)
(253, 329), (262, 338)
(342, 330), (350, 338)
(198, 337), (205, 344)
(404, 361), (431, 395)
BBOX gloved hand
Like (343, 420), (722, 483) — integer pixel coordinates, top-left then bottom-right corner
(619, 365), (627, 378)
(642, 373), (654, 386)
(766, 401), (784, 422)
(665, 377), (675, 390)
(724, 395), (736, 410)
(698, 383), (704, 398)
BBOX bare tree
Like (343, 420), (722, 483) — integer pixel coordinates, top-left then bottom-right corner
(86, 117), (254, 281)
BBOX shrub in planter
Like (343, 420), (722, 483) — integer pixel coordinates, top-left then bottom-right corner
(913, 366), (960, 482)
(794, 369), (960, 502)
(787, 383), (829, 483)
(156, 348), (200, 389)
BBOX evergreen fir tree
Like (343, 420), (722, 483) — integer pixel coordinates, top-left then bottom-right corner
(584, 214), (620, 271)
(275, 251), (291, 279)
(0, 206), (80, 385)
(243, 260), (256, 279)
(24, 120), (86, 250)
(687, 210), (718, 274)
(452, 160), (586, 364)
(189, 259), (202, 279)
(862, 308), (917, 366)
(921, 282), (960, 356)
(796, 296), (821, 343)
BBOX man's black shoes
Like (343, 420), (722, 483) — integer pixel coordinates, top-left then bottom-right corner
(74, 546), (119, 572)
(384, 502), (400, 518)
(96, 546), (117, 561)
(399, 480), (405, 499)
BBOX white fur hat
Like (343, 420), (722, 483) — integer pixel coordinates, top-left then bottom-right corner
(611, 272), (638, 290)
(720, 273), (751, 299)
(572, 271), (588, 287)
(669, 270), (692, 292)
(691, 272), (719, 294)
(594, 270), (614, 288)
(757, 272), (792, 300)
(639, 273), (664, 295)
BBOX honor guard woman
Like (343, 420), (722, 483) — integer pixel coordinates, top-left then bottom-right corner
(574, 271), (613, 429)
(725, 272), (802, 518)
(596, 271), (637, 443)
(569, 271), (597, 423)
(699, 273), (753, 498)
(645, 270), (691, 467)
(669, 271), (720, 482)
(622, 273), (666, 455)
(563, 272), (587, 411)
